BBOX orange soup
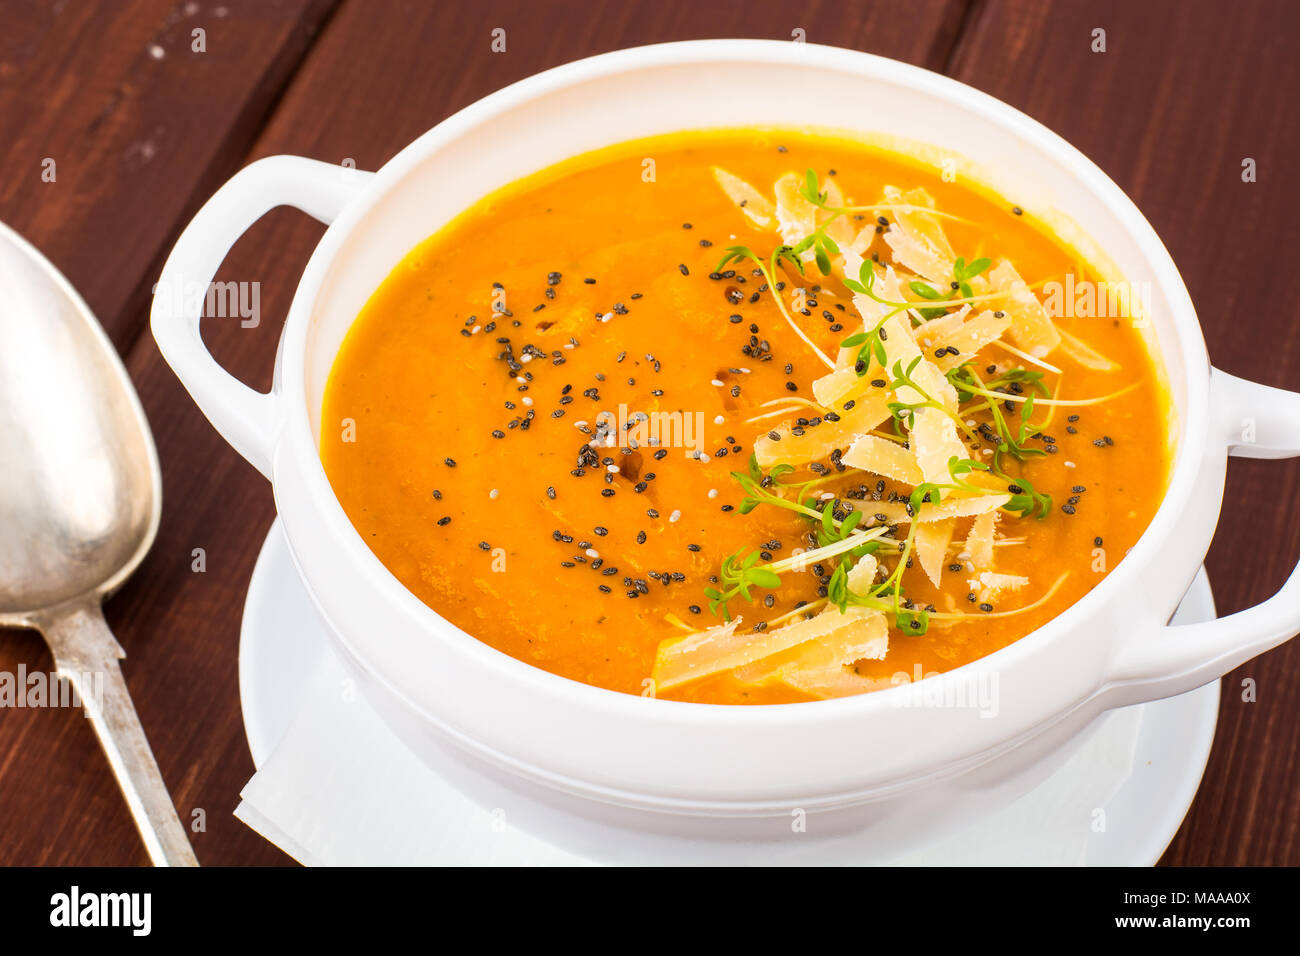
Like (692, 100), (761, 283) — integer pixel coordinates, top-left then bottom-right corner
(320, 130), (1171, 704)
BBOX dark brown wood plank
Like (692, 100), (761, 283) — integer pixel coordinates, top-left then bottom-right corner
(0, 0), (340, 352)
(947, 0), (1300, 865)
(0, 0), (342, 866)
(80, 0), (969, 866)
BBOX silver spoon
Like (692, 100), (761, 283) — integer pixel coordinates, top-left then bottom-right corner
(0, 222), (197, 866)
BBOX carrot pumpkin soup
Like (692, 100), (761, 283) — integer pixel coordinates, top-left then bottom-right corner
(320, 129), (1171, 704)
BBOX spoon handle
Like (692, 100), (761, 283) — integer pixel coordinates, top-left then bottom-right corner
(41, 600), (199, 867)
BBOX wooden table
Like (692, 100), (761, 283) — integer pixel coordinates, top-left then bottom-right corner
(0, 0), (1295, 866)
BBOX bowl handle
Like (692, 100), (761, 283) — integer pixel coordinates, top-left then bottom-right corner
(150, 156), (372, 478)
(1107, 368), (1300, 696)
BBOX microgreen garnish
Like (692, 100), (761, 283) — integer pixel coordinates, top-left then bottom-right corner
(952, 255), (992, 298)
(704, 551), (782, 620)
(707, 457), (928, 631)
(945, 362), (1054, 518)
(697, 168), (1088, 644)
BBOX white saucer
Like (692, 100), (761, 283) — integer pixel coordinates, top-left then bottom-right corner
(238, 519), (1220, 865)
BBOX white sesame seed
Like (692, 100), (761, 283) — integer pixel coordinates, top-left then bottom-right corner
(669, 509), (682, 523)
(522, 396), (533, 406)
(711, 379), (725, 387)
(1064, 460), (1077, 468)
(707, 489), (718, 499)
(520, 353), (532, 363)
(471, 325), (481, 334)
(489, 488), (499, 499)
(606, 464), (620, 473)
(586, 548), (599, 559)
(713, 415), (725, 425)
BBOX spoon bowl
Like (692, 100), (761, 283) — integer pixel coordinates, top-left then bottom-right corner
(0, 227), (159, 621)
(0, 221), (196, 866)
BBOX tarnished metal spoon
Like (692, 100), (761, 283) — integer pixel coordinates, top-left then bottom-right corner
(0, 222), (197, 866)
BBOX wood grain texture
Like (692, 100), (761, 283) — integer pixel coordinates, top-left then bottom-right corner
(0, 0), (340, 351)
(1, 0), (1296, 866)
(0, 0), (342, 866)
(948, 0), (1300, 866)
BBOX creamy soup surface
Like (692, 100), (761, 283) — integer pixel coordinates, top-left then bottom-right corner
(321, 129), (1171, 704)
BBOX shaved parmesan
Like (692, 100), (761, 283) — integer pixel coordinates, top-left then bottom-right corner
(907, 349), (969, 488)
(842, 434), (922, 484)
(966, 510), (997, 572)
(655, 603), (881, 691)
(774, 172), (819, 253)
(820, 177), (857, 247)
(931, 310), (1013, 372)
(988, 259), (1061, 357)
(712, 167), (775, 228)
(811, 365), (865, 408)
(845, 554), (880, 591)
(844, 220), (877, 257)
(849, 263), (913, 330)
(914, 305), (971, 345)
(753, 388), (892, 467)
(911, 407), (968, 483)
(871, 493), (1011, 525)
(880, 186), (956, 282)
(816, 276), (931, 408)
(973, 571), (1030, 602)
(1057, 325), (1121, 372)
(784, 668), (899, 699)
(652, 618), (744, 690)
(734, 607), (889, 689)
(882, 315), (925, 379)
(915, 517), (956, 587)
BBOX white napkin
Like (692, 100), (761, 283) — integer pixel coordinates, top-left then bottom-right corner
(235, 649), (589, 866)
